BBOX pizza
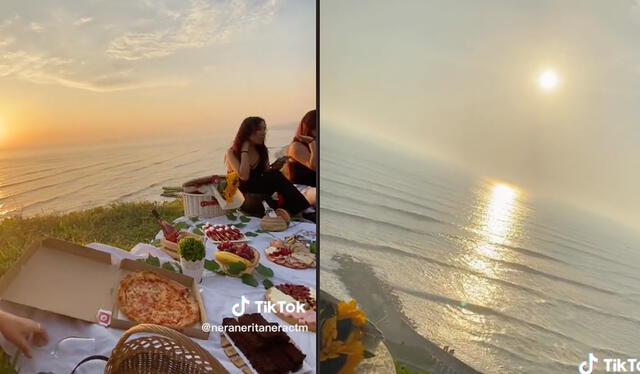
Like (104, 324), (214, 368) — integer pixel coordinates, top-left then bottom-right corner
(117, 271), (200, 329)
(265, 239), (316, 269)
(266, 284), (316, 332)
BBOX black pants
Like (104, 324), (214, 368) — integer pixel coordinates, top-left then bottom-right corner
(240, 170), (310, 217)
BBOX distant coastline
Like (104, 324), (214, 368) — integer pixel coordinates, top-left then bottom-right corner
(332, 255), (483, 374)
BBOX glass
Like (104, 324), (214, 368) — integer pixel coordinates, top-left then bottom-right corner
(33, 336), (96, 358)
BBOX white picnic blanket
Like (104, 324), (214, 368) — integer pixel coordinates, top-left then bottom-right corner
(0, 215), (316, 374)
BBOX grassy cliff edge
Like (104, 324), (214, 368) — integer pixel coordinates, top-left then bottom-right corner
(0, 200), (183, 277)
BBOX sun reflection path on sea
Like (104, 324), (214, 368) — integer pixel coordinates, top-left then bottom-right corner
(444, 183), (527, 368)
(459, 183), (526, 306)
(483, 184), (519, 245)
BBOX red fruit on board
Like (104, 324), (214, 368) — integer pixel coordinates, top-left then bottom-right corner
(276, 284), (310, 301)
(243, 249), (254, 261)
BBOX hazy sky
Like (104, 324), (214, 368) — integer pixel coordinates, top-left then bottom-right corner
(0, 0), (314, 148)
(321, 0), (640, 230)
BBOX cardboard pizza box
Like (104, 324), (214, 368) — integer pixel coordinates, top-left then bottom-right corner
(112, 258), (209, 339)
(0, 238), (210, 340)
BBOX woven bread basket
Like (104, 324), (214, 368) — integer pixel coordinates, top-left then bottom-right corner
(104, 324), (229, 374)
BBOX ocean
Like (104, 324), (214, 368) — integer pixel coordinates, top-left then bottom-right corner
(0, 127), (293, 220)
(319, 127), (640, 373)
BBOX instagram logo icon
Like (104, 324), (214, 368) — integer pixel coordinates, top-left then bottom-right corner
(579, 353), (598, 374)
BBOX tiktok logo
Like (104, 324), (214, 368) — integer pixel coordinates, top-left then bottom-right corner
(232, 295), (250, 316)
(579, 353), (598, 374)
(230, 295), (306, 317)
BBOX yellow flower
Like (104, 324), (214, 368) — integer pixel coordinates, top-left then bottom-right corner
(320, 300), (369, 373)
(337, 347), (364, 374)
(337, 300), (367, 326)
(223, 172), (239, 202)
(322, 317), (338, 347)
(337, 330), (365, 374)
(320, 340), (347, 361)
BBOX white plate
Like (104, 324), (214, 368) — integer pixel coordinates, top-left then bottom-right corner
(205, 236), (250, 245)
(203, 225), (250, 244)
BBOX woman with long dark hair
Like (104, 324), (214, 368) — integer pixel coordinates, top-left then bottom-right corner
(226, 116), (310, 217)
(286, 110), (317, 205)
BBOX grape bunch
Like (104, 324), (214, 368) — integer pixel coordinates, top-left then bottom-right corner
(217, 242), (254, 261)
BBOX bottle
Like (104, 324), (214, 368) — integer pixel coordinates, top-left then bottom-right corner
(262, 201), (277, 217)
(151, 209), (179, 243)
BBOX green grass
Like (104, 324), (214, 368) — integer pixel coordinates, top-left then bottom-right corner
(395, 361), (433, 374)
(0, 345), (19, 374)
(0, 200), (183, 277)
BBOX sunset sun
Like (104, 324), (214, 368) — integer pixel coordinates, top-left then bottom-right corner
(538, 69), (560, 92)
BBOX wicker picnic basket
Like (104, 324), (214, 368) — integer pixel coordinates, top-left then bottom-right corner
(182, 175), (225, 219)
(183, 192), (224, 219)
(104, 324), (229, 374)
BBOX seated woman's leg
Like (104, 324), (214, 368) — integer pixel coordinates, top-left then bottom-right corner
(239, 192), (267, 217)
(260, 170), (310, 215)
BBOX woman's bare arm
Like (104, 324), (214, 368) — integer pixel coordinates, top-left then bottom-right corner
(226, 145), (251, 181)
(288, 141), (316, 171)
(309, 139), (317, 171)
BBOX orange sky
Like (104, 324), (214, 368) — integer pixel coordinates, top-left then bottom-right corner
(0, 0), (315, 149)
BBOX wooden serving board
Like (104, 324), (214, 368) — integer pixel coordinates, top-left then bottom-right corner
(159, 239), (180, 259)
(220, 334), (253, 374)
(158, 231), (204, 260)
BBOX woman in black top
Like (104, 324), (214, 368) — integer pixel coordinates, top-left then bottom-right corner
(286, 110), (317, 205)
(226, 116), (310, 217)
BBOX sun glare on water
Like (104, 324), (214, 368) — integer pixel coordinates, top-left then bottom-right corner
(538, 69), (559, 92)
(458, 182), (525, 306)
(483, 184), (519, 244)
